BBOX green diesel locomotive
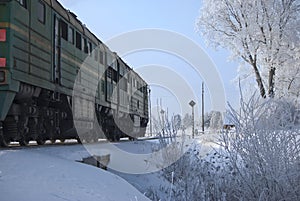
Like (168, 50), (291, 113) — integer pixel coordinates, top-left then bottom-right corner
(0, 0), (149, 146)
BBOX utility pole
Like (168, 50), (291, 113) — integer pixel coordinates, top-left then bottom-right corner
(148, 88), (152, 136)
(202, 82), (205, 133)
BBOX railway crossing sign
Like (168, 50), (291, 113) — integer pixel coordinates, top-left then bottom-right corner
(189, 100), (196, 107)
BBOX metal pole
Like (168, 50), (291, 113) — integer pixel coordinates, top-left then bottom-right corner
(149, 88), (152, 136)
(202, 82), (205, 133)
(192, 105), (194, 138)
(189, 100), (196, 139)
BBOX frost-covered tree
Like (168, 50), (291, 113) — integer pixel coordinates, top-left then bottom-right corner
(210, 111), (223, 130)
(203, 112), (212, 128)
(197, 0), (300, 99)
(276, 54), (300, 103)
(182, 113), (192, 128)
(173, 114), (182, 131)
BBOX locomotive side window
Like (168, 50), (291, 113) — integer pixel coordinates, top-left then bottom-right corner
(83, 38), (88, 54)
(94, 49), (98, 61)
(37, 1), (46, 24)
(60, 20), (68, 41)
(107, 68), (112, 78)
(86, 41), (92, 56)
(17, 0), (27, 9)
(89, 42), (93, 56)
(112, 70), (118, 82)
(68, 27), (74, 44)
(99, 50), (104, 64)
(101, 80), (105, 94)
(107, 53), (112, 66)
(138, 83), (143, 92)
(76, 32), (82, 50)
(120, 78), (128, 92)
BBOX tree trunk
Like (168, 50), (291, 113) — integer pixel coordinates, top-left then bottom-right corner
(268, 67), (276, 98)
(252, 64), (267, 98)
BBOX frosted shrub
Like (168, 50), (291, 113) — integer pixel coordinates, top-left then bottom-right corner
(153, 94), (299, 200)
(160, 144), (237, 201)
(157, 94), (299, 201)
(221, 94), (300, 200)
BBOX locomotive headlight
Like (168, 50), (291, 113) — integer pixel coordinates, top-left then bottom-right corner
(0, 29), (6, 42)
(0, 71), (5, 82)
(0, 58), (6, 67)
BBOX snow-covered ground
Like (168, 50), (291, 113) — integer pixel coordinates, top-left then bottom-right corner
(0, 142), (153, 201)
(0, 134), (219, 201)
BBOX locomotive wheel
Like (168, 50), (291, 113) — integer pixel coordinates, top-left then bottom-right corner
(93, 136), (98, 143)
(87, 138), (94, 143)
(107, 136), (114, 142)
(128, 136), (135, 141)
(90, 134), (99, 143)
(107, 132), (117, 142)
(36, 138), (46, 145)
(114, 135), (120, 142)
(84, 138), (92, 144)
(0, 135), (10, 147)
(76, 138), (82, 144)
(19, 138), (30, 146)
(0, 123), (9, 147)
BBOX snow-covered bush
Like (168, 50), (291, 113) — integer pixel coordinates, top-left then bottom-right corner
(157, 143), (238, 201)
(209, 111), (224, 130)
(220, 94), (300, 200)
(155, 114), (187, 184)
(156, 93), (299, 201)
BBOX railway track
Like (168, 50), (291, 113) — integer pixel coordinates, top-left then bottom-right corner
(0, 135), (159, 150)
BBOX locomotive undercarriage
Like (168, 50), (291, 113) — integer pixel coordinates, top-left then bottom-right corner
(99, 112), (135, 142)
(0, 84), (75, 146)
(0, 83), (148, 147)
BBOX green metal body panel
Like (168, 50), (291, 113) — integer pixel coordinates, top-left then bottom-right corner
(0, 0), (148, 124)
(0, 1), (17, 120)
(0, 91), (15, 120)
(11, 0), (53, 90)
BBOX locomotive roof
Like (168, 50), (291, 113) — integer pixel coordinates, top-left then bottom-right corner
(42, 0), (147, 85)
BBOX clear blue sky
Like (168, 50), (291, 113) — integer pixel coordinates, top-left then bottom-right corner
(59, 0), (239, 117)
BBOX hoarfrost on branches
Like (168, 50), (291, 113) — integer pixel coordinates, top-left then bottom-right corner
(197, 0), (300, 100)
(221, 93), (300, 200)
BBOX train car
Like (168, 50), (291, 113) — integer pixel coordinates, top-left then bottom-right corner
(0, 0), (149, 146)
